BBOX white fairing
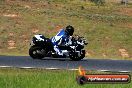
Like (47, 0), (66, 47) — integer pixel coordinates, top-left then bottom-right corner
(77, 41), (84, 46)
(62, 50), (69, 56)
(34, 35), (44, 41)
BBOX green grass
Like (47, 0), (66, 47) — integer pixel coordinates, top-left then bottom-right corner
(0, 0), (132, 59)
(0, 68), (131, 88)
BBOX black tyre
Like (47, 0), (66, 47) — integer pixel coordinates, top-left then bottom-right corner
(76, 76), (87, 85)
(79, 50), (85, 59)
(29, 46), (45, 59)
(69, 50), (85, 61)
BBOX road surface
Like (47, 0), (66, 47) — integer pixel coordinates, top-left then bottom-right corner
(0, 56), (132, 72)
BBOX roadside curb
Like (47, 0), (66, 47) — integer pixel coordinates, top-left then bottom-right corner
(0, 66), (131, 73)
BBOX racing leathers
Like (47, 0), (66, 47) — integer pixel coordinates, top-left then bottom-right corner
(51, 29), (72, 56)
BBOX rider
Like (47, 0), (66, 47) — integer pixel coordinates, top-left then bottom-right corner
(51, 25), (74, 56)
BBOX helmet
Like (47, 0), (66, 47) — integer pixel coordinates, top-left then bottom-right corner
(65, 25), (74, 36)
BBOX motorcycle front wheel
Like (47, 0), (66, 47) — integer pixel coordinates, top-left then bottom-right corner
(69, 50), (85, 61)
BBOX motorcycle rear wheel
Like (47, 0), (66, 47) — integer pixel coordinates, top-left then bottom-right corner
(29, 46), (45, 59)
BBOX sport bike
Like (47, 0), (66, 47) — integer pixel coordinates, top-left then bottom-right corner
(29, 34), (88, 61)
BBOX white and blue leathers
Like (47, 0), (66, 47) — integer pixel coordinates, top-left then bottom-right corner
(51, 29), (71, 56)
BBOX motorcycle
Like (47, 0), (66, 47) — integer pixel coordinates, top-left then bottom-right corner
(29, 34), (88, 61)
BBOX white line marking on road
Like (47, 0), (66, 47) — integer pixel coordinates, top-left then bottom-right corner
(68, 69), (78, 71)
(0, 66), (12, 68)
(118, 71), (130, 73)
(45, 68), (60, 70)
(20, 67), (34, 69)
(98, 70), (110, 72)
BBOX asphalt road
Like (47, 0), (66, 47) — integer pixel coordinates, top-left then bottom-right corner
(0, 56), (132, 72)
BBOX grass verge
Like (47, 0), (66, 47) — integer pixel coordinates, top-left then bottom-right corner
(0, 68), (131, 88)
